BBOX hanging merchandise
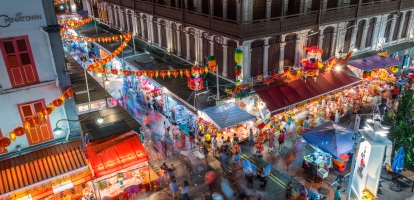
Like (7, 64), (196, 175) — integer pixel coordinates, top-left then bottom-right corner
(188, 67), (204, 90)
(208, 55), (216, 68)
(234, 49), (243, 63)
(235, 65), (242, 76)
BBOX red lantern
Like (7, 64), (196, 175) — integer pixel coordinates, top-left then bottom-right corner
(64, 89), (74, 99)
(87, 66), (94, 72)
(29, 117), (40, 127)
(184, 69), (191, 77)
(160, 71), (167, 79)
(14, 127), (25, 136)
(123, 70), (131, 76)
(172, 70), (179, 78)
(42, 107), (53, 116)
(209, 65), (216, 73)
(198, 67), (204, 75)
(99, 67), (105, 74)
(136, 71), (143, 77)
(148, 71), (155, 78)
(235, 69), (242, 76)
(0, 137), (11, 148)
(53, 99), (63, 107)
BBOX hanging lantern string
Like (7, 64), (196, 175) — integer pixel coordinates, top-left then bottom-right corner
(54, 0), (69, 6)
(61, 32), (130, 44)
(2, 88), (75, 147)
(58, 17), (93, 28)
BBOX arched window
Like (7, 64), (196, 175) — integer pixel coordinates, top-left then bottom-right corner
(384, 14), (394, 42)
(392, 14), (402, 41)
(322, 27), (334, 61)
(344, 22), (354, 53)
(354, 20), (365, 49)
(365, 18), (376, 48)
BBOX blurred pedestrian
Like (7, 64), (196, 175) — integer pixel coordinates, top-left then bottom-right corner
(334, 186), (342, 200)
(144, 113), (151, 129)
(203, 144), (209, 163)
(286, 182), (293, 199)
(212, 136), (218, 157)
(278, 131), (285, 151)
(299, 185), (308, 198)
(169, 176), (179, 199)
(268, 127), (275, 152)
(179, 181), (190, 200)
(189, 127), (195, 149)
(249, 128), (254, 147)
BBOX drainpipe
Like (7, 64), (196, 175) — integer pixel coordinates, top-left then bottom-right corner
(40, 27), (60, 89)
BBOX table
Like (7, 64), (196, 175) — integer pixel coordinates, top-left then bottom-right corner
(400, 170), (414, 192)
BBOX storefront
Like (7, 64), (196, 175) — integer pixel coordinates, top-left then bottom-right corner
(0, 140), (92, 200)
(86, 131), (159, 200)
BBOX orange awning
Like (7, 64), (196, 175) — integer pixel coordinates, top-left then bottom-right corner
(0, 140), (88, 196)
(86, 131), (149, 178)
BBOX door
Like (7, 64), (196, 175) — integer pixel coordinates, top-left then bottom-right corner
(227, 40), (237, 80)
(284, 34), (296, 67)
(214, 37), (224, 74)
(268, 36), (280, 73)
(251, 40), (264, 77)
(18, 99), (54, 145)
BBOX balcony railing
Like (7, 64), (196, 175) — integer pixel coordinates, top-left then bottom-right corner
(104, 0), (409, 40)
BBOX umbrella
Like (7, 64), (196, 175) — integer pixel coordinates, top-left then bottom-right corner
(301, 121), (354, 159)
(392, 147), (404, 174)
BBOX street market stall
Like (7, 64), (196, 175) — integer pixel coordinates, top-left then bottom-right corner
(86, 131), (159, 200)
(198, 102), (257, 143)
(301, 121), (355, 180)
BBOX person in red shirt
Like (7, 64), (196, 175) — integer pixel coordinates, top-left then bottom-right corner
(392, 86), (399, 102)
(278, 130), (286, 151)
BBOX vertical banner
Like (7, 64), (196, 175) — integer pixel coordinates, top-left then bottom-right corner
(351, 141), (371, 199)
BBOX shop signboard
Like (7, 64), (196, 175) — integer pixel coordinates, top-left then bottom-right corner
(351, 141), (371, 200)
(0, 167), (91, 200)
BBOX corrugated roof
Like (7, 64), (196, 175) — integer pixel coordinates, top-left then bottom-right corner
(0, 140), (87, 195)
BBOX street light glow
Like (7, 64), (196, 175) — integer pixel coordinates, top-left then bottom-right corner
(335, 65), (342, 71)
(53, 127), (62, 135)
(352, 48), (358, 52)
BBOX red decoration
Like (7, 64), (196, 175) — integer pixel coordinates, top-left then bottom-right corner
(160, 71), (167, 79)
(123, 70), (131, 76)
(53, 99), (63, 107)
(184, 69), (191, 77)
(64, 89), (74, 99)
(147, 71), (155, 78)
(136, 71), (143, 76)
(111, 69), (118, 75)
(87, 66), (94, 72)
(0, 137), (11, 148)
(42, 107), (53, 116)
(172, 70), (179, 78)
(235, 69), (242, 76)
(209, 65), (216, 73)
(29, 117), (40, 127)
(204, 171), (217, 184)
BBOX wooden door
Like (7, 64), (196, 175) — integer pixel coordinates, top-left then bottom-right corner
(284, 34), (296, 67)
(18, 100), (54, 145)
(227, 0), (237, 20)
(161, 21), (168, 49)
(268, 37), (280, 73)
(322, 28), (333, 61)
(251, 40), (264, 77)
(214, 0), (223, 18)
(253, 0), (266, 20)
(214, 37), (224, 74)
(288, 0), (301, 15)
(227, 40), (237, 80)
(271, 0), (283, 17)
(143, 17), (148, 40)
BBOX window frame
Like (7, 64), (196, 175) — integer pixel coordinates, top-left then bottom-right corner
(0, 35), (39, 88)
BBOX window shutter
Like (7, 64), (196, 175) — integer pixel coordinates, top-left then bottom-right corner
(0, 36), (39, 88)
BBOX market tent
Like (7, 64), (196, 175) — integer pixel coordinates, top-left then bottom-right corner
(347, 55), (402, 71)
(86, 130), (149, 178)
(254, 70), (361, 114)
(301, 121), (354, 159)
(199, 102), (256, 129)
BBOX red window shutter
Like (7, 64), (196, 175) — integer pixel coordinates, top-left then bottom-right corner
(0, 36), (39, 88)
(18, 100), (54, 146)
(0, 129), (7, 154)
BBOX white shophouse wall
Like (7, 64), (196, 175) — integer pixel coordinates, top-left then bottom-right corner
(0, 0), (69, 152)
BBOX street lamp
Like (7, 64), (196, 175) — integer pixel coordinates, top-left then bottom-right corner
(53, 111), (104, 135)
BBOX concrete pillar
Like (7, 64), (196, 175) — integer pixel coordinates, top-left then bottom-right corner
(300, 0), (305, 13)
(147, 16), (154, 43)
(360, 23), (369, 49)
(317, 33), (324, 60)
(322, 0), (328, 10)
(157, 22), (162, 47)
(223, 0), (228, 18)
(388, 15), (397, 43)
(398, 14), (406, 42)
(210, 36), (215, 55)
(242, 41), (252, 80)
(167, 23), (173, 52)
(266, 0), (272, 19)
(338, 27), (346, 53)
(132, 14), (138, 36)
(119, 9), (124, 31)
(177, 29), (182, 56)
(372, 18), (382, 49)
(186, 31), (191, 60)
(86, 0), (92, 16)
(140, 14), (145, 39)
(83, 0), (88, 11)
(108, 6), (113, 25)
(407, 12), (414, 41)
(198, 30), (203, 65)
(210, 0), (214, 15)
(278, 35), (286, 74)
(263, 38), (269, 76)
(197, 0), (202, 12)
(222, 39), (228, 77)
(237, 0), (241, 21)
(70, 0), (76, 13)
(330, 31), (337, 57)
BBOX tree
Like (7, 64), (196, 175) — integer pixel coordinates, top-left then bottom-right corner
(387, 90), (414, 170)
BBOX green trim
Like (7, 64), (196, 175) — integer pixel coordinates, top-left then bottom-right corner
(350, 41), (414, 60)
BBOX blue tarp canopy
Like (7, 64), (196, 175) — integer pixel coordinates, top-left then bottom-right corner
(200, 102), (256, 129)
(301, 121), (354, 159)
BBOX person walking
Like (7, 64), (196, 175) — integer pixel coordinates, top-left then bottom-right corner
(144, 113), (151, 130)
(268, 127), (275, 152)
(212, 136), (218, 157)
(286, 182), (293, 199)
(169, 176), (179, 199)
(249, 128), (254, 147)
(189, 127), (195, 149)
(278, 131), (285, 151)
(203, 144), (209, 163)
(334, 186), (342, 200)
(179, 181), (190, 200)
(299, 185), (308, 199)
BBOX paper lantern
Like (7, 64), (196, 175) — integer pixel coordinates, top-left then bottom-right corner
(234, 49), (243, 63)
(64, 89), (75, 99)
(167, 71), (171, 78)
(209, 65), (216, 73)
(0, 137), (11, 148)
(184, 69), (191, 77)
(53, 99), (63, 107)
(9, 132), (16, 141)
(111, 69), (118, 75)
(14, 127), (26, 136)
(198, 67), (204, 75)
(148, 71), (155, 78)
(235, 69), (242, 76)
(204, 67), (209, 74)
(172, 70), (179, 78)
(179, 70), (183, 77)
(160, 71), (167, 79)
(136, 71), (143, 76)
(143, 71), (147, 76)
(123, 70), (131, 76)
(155, 71), (159, 78)
(24, 121), (31, 131)
(208, 55), (216, 68)
(87, 66), (94, 72)
(37, 112), (45, 122)
(236, 80), (241, 86)
(29, 117), (40, 127)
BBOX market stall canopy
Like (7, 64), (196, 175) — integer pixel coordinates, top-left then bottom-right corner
(347, 55), (402, 71)
(199, 102), (256, 129)
(86, 131), (149, 178)
(301, 121), (354, 159)
(254, 70), (362, 114)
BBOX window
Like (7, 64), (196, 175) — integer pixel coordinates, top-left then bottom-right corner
(18, 99), (54, 145)
(0, 36), (39, 88)
(0, 129), (7, 154)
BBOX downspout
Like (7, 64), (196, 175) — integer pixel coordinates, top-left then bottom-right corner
(40, 27), (60, 89)
(39, 27), (71, 141)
